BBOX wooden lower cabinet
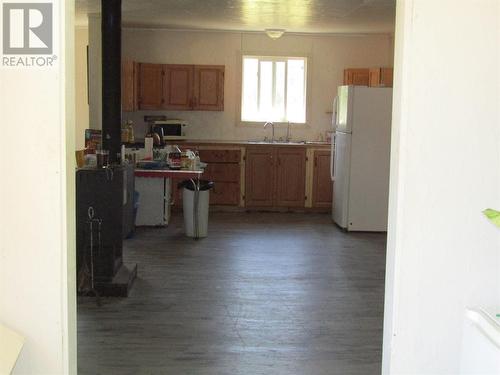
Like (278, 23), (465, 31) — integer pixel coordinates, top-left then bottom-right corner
(171, 144), (330, 210)
(245, 147), (275, 207)
(203, 163), (240, 183)
(198, 149), (240, 164)
(210, 182), (240, 205)
(312, 150), (333, 207)
(275, 148), (306, 207)
(174, 147), (241, 207)
(245, 147), (306, 208)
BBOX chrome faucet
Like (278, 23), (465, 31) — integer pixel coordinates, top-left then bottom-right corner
(286, 121), (291, 142)
(264, 121), (275, 143)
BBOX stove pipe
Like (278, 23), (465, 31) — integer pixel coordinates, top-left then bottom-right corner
(101, 0), (122, 163)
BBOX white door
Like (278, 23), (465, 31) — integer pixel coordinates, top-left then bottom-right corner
(332, 131), (351, 228)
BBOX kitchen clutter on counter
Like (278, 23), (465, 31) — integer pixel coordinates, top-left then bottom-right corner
(76, 128), (204, 172)
(137, 136), (202, 171)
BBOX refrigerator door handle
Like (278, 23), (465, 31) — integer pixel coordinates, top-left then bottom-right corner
(331, 133), (336, 181)
(332, 96), (338, 129)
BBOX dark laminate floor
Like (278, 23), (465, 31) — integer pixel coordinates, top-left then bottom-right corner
(78, 212), (386, 375)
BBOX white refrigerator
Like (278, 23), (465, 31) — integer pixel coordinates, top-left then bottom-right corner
(331, 85), (393, 231)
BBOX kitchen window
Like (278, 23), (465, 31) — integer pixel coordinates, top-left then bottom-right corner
(241, 56), (307, 124)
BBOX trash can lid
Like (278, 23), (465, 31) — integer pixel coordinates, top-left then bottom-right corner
(178, 179), (214, 191)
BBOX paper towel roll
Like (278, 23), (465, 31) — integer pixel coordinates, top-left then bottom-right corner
(144, 137), (153, 160)
(121, 144), (126, 164)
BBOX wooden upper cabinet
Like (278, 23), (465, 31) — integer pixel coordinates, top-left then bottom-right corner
(163, 64), (194, 110)
(138, 63), (163, 110)
(312, 150), (333, 208)
(193, 65), (224, 111)
(275, 148), (306, 207)
(121, 60), (138, 112)
(369, 67), (393, 87)
(343, 68), (370, 86)
(245, 147), (275, 207)
(133, 63), (225, 111)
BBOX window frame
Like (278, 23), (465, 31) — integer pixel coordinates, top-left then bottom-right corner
(238, 54), (310, 127)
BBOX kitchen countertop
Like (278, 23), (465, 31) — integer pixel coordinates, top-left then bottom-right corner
(178, 139), (331, 147)
(135, 169), (203, 179)
(125, 139), (330, 148)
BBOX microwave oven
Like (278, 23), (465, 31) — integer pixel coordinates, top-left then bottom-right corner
(153, 120), (187, 140)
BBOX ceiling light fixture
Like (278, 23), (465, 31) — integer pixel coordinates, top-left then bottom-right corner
(265, 29), (285, 39)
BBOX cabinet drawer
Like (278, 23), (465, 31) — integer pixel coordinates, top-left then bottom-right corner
(203, 163), (240, 182)
(198, 149), (241, 163)
(210, 182), (240, 205)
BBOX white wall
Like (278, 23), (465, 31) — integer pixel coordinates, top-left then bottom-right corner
(121, 29), (394, 141)
(383, 0), (500, 374)
(75, 27), (89, 149)
(0, 1), (76, 374)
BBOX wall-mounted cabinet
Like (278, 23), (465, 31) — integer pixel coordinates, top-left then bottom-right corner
(369, 67), (393, 88)
(129, 62), (225, 112)
(343, 67), (393, 87)
(163, 64), (194, 110)
(121, 60), (138, 112)
(138, 63), (163, 110)
(193, 65), (225, 111)
(343, 68), (370, 86)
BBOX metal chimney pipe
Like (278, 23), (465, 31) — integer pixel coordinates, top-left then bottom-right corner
(101, 0), (122, 163)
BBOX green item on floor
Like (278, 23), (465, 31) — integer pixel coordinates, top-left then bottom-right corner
(482, 208), (500, 228)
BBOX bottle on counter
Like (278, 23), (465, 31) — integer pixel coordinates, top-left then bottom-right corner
(169, 152), (181, 169)
(193, 151), (200, 170)
(121, 126), (129, 143)
(127, 120), (135, 143)
(181, 150), (196, 170)
(181, 152), (189, 170)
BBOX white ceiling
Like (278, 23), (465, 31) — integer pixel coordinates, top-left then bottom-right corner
(75, 0), (396, 34)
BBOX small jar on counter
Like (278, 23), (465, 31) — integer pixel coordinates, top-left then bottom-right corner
(169, 152), (181, 169)
(181, 150), (196, 170)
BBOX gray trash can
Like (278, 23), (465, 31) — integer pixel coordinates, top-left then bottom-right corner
(178, 180), (214, 238)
